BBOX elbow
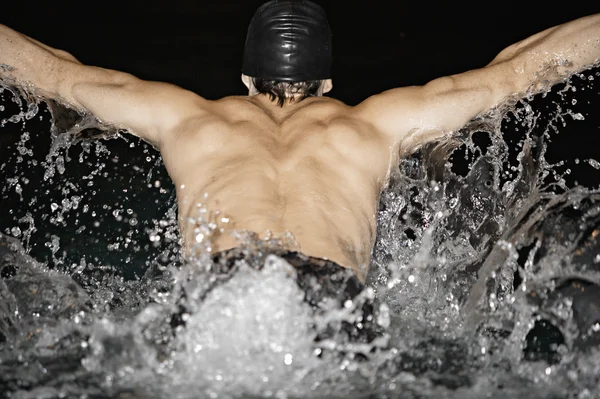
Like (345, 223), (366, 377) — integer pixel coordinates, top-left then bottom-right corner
(507, 56), (568, 97)
(482, 60), (530, 101)
(502, 59), (530, 95)
(423, 75), (457, 96)
(108, 71), (141, 90)
(55, 48), (82, 65)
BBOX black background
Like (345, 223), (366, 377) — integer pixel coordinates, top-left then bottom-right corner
(2, 1), (599, 104)
(1, 1), (600, 271)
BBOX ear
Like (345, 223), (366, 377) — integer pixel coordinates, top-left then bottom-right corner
(241, 74), (252, 89)
(322, 79), (333, 94)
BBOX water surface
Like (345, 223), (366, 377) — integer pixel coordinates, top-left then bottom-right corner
(1, 67), (600, 398)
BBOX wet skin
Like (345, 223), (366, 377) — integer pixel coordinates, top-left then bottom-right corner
(1, 14), (599, 281)
(163, 93), (393, 281)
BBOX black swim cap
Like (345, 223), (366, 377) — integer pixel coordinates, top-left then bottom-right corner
(242, 0), (332, 82)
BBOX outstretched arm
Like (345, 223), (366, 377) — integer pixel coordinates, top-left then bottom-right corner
(358, 13), (600, 154)
(0, 24), (206, 147)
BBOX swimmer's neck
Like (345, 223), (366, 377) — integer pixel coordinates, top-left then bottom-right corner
(247, 93), (331, 109)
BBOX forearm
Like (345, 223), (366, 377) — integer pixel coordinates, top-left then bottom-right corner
(0, 24), (136, 113)
(490, 13), (600, 92)
(0, 24), (78, 97)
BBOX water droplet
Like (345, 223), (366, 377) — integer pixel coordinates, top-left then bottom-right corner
(587, 159), (600, 169)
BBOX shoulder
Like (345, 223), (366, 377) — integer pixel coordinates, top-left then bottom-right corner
(295, 96), (353, 121)
(347, 85), (426, 138)
(354, 85), (425, 117)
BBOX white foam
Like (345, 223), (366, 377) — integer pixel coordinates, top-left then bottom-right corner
(168, 256), (322, 397)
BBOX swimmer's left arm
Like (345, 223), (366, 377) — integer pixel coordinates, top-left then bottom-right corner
(358, 12), (600, 153)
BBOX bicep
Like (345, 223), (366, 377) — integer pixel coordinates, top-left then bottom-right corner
(358, 65), (518, 152)
(60, 64), (205, 146)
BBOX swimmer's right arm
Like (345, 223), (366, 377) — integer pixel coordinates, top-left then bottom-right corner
(0, 24), (207, 147)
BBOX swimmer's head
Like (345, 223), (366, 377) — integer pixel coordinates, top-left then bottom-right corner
(241, 0), (333, 106)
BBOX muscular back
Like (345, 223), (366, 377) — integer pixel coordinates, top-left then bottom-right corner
(159, 95), (395, 279)
(4, 13), (597, 280)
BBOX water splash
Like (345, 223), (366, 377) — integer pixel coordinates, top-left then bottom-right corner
(1, 67), (600, 398)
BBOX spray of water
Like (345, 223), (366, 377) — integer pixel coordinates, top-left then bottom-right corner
(1, 66), (600, 398)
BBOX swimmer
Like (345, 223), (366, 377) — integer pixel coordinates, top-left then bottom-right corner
(0, 2), (599, 287)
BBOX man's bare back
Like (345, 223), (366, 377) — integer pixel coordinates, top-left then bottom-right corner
(1, 2), (599, 284)
(164, 95), (392, 280)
